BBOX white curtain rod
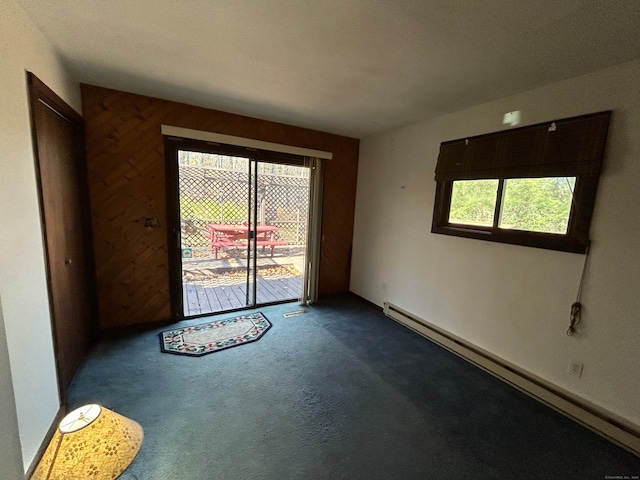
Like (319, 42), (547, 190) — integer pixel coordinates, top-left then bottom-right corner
(161, 125), (333, 160)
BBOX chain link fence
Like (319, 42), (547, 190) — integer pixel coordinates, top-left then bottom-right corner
(178, 154), (310, 253)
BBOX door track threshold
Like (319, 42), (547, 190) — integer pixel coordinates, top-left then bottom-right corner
(283, 309), (307, 318)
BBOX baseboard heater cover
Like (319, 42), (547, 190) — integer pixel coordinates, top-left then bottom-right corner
(383, 301), (640, 457)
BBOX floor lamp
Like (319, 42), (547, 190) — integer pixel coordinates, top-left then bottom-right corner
(31, 404), (143, 479)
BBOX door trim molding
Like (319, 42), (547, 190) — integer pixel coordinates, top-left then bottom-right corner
(27, 72), (98, 405)
(164, 137), (184, 320)
(28, 74), (81, 125)
(161, 125), (333, 160)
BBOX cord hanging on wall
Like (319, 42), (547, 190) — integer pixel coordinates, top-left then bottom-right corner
(567, 246), (590, 336)
(567, 301), (582, 336)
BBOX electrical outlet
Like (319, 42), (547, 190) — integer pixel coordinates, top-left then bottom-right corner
(568, 359), (584, 378)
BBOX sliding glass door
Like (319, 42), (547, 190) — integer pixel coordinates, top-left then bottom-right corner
(167, 140), (312, 317)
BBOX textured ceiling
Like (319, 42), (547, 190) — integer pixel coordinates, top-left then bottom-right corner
(16, 0), (640, 138)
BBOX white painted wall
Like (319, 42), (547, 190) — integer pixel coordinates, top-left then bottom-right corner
(351, 59), (640, 428)
(0, 0), (80, 471)
(0, 296), (24, 479)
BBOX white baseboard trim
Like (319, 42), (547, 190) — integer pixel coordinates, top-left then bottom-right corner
(383, 301), (640, 458)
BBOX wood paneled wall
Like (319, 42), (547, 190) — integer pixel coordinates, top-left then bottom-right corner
(81, 85), (359, 329)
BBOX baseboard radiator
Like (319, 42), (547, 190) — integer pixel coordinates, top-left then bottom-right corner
(383, 301), (640, 457)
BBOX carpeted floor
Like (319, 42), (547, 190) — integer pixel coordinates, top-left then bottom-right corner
(68, 294), (640, 479)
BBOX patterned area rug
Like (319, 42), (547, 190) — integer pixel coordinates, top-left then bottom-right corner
(160, 312), (271, 356)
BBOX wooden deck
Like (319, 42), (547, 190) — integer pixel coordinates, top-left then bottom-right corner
(182, 275), (303, 316)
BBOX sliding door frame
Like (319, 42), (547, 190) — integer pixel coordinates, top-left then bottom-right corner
(165, 136), (322, 319)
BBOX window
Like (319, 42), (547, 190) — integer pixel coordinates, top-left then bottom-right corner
(448, 179), (499, 227)
(431, 112), (611, 253)
(499, 177), (575, 233)
(447, 177), (575, 233)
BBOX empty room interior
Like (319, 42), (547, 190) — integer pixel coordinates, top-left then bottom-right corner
(2, 1), (640, 478)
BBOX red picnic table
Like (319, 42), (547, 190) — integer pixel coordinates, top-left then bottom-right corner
(207, 224), (287, 259)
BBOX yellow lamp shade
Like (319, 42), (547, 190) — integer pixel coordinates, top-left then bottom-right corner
(32, 404), (143, 480)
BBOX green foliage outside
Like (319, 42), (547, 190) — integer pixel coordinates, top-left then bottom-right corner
(449, 177), (575, 234)
(500, 177), (575, 233)
(180, 197), (247, 223)
(449, 180), (498, 226)
(180, 197), (248, 247)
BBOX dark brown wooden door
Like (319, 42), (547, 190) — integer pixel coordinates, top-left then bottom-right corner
(28, 73), (96, 402)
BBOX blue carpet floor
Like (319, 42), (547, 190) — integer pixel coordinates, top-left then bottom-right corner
(68, 294), (640, 479)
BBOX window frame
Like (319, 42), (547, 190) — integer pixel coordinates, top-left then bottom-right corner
(431, 112), (611, 254)
(433, 176), (600, 253)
